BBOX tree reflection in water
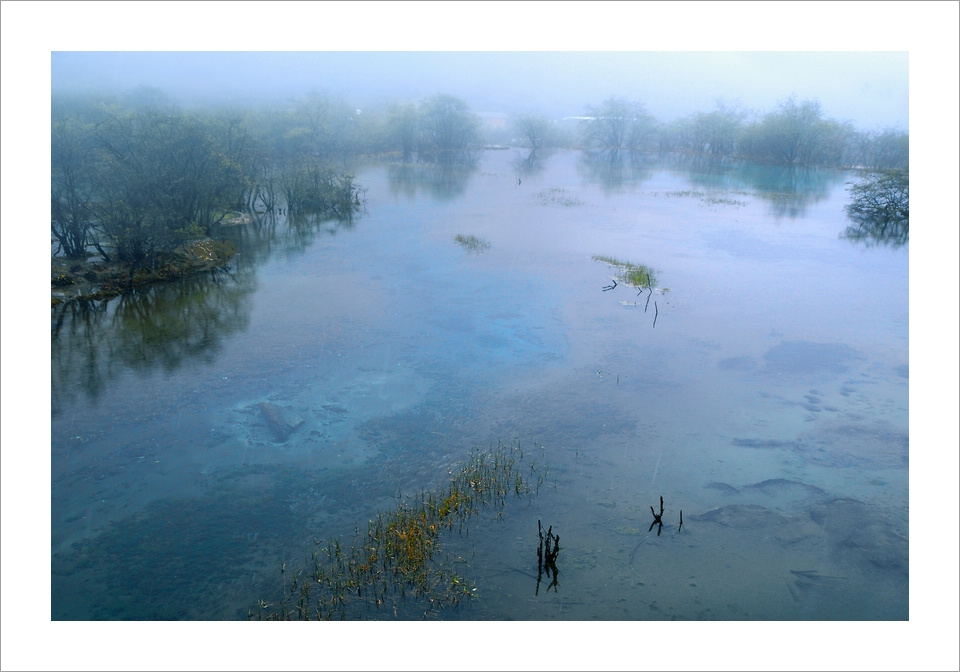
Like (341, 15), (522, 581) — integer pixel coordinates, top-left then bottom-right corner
(51, 266), (255, 413)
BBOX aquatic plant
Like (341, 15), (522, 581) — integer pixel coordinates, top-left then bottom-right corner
(251, 440), (545, 620)
(592, 255), (658, 290)
(535, 520), (561, 595)
(537, 187), (583, 207)
(454, 234), (491, 254)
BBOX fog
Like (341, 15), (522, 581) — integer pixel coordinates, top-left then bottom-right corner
(52, 50), (907, 131)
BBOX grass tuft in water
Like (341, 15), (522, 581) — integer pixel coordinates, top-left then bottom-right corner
(454, 234), (491, 254)
(592, 255), (658, 290)
(538, 188), (583, 207)
(251, 439), (545, 620)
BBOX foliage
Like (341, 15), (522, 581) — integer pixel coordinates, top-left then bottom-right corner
(843, 169), (909, 247)
(51, 119), (98, 258)
(737, 96), (857, 167)
(668, 103), (746, 160)
(581, 97), (657, 155)
(513, 114), (556, 150)
(51, 93), (366, 271)
(851, 128), (909, 170)
(417, 94), (480, 161)
(385, 102), (421, 160)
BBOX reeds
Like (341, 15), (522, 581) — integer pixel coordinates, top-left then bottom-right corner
(592, 255), (658, 290)
(251, 439), (544, 620)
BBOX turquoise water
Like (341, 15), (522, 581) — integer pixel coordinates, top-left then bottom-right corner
(51, 149), (908, 620)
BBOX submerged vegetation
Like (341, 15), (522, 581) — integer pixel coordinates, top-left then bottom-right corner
(538, 187), (584, 207)
(454, 233), (491, 254)
(252, 440), (546, 620)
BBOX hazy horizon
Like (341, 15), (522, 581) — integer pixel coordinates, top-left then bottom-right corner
(52, 51), (908, 131)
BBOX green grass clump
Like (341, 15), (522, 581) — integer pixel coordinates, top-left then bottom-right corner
(592, 255), (658, 289)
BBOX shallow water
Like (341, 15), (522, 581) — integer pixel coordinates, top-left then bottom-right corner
(51, 149), (908, 620)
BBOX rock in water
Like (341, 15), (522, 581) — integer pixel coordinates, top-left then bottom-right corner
(259, 402), (304, 442)
(688, 504), (790, 529)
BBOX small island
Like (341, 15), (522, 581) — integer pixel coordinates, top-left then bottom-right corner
(52, 237), (238, 306)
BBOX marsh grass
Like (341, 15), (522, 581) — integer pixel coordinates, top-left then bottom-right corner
(702, 196), (747, 206)
(592, 255), (658, 290)
(252, 440), (545, 620)
(661, 190), (747, 207)
(538, 188), (583, 207)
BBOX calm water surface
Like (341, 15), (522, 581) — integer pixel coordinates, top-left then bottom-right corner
(51, 149), (908, 620)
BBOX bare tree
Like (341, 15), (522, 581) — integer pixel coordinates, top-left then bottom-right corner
(513, 114), (553, 150)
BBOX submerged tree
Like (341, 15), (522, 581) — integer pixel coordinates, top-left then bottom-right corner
(843, 169), (909, 247)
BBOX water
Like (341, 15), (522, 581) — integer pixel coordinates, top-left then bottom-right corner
(50, 149), (908, 620)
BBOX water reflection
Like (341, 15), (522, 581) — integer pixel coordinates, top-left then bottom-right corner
(51, 211), (363, 412)
(577, 150), (653, 191)
(511, 148), (549, 180)
(386, 156), (479, 199)
(661, 157), (844, 218)
(842, 216), (908, 248)
(51, 267), (255, 413)
(230, 210), (359, 268)
(737, 163), (840, 218)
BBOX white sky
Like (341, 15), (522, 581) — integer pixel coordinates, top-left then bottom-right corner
(52, 50), (909, 130)
(2, 2), (958, 672)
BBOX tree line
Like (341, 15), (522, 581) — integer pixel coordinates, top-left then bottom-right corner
(51, 90), (482, 266)
(53, 88), (908, 266)
(516, 95), (907, 171)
